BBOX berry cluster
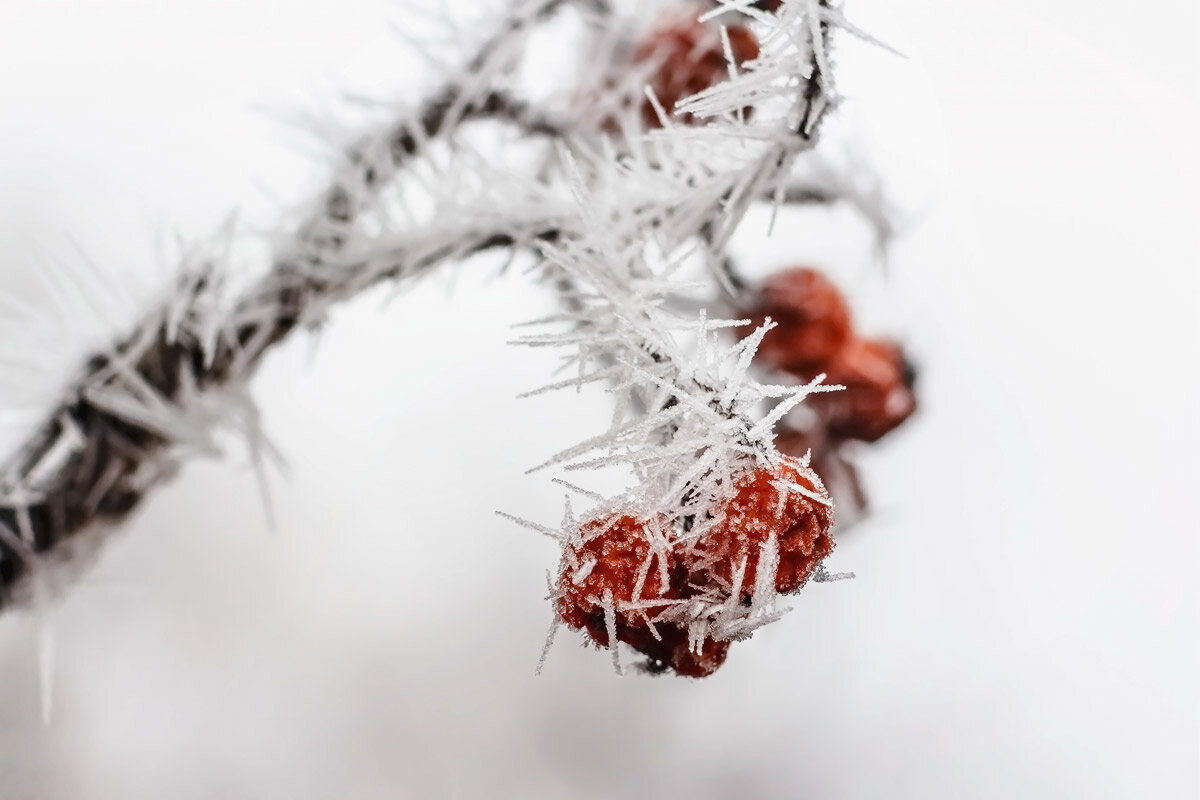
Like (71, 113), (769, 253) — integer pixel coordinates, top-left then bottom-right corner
(555, 457), (832, 677)
(744, 267), (916, 443)
(743, 266), (918, 515)
(690, 460), (833, 596)
(552, 267), (915, 677)
(550, 7), (915, 678)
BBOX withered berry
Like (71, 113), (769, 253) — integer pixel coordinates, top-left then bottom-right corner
(633, 17), (760, 127)
(801, 337), (918, 443)
(556, 514), (675, 630)
(743, 267), (854, 372)
(555, 513), (734, 677)
(690, 458), (834, 596)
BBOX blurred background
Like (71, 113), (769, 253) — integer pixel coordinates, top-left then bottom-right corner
(0, 0), (1196, 797)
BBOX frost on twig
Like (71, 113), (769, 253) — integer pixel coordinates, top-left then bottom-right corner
(0, 0), (578, 607)
(0, 0), (889, 678)
(512, 0), (880, 673)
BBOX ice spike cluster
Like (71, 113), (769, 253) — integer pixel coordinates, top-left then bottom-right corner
(554, 457), (833, 676)
(0, 0), (915, 680)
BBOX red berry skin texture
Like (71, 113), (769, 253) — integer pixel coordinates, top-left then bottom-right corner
(555, 514), (731, 677)
(634, 18), (760, 127)
(744, 267), (854, 373)
(692, 458), (834, 596)
(556, 514), (675, 632)
(804, 338), (918, 443)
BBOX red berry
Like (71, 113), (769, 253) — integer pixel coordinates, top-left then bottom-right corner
(555, 513), (733, 677)
(556, 514), (675, 630)
(743, 267), (854, 372)
(689, 457), (834, 596)
(802, 338), (918, 443)
(633, 18), (760, 127)
(555, 515), (678, 662)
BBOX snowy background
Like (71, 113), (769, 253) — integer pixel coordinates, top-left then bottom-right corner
(0, 1), (1196, 797)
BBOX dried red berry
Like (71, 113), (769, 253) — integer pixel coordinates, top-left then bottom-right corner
(554, 462), (839, 676)
(801, 337), (918, 443)
(556, 514), (675, 632)
(690, 458), (834, 596)
(743, 267), (854, 372)
(633, 17), (760, 127)
(555, 513), (731, 677)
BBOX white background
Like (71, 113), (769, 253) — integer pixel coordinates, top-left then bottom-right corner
(0, 1), (1196, 797)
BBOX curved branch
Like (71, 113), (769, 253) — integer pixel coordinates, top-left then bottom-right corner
(0, 8), (574, 609)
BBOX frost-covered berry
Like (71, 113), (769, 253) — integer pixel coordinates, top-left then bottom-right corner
(744, 267), (854, 372)
(633, 16), (760, 127)
(801, 338), (918, 442)
(555, 513), (675, 633)
(690, 458), (834, 596)
(625, 623), (730, 678)
(555, 513), (735, 677)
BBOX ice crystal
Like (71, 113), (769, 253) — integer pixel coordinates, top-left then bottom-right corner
(0, 0), (895, 679)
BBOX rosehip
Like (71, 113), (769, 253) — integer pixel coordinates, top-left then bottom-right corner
(556, 514), (675, 630)
(690, 457), (834, 596)
(802, 337), (918, 442)
(743, 267), (854, 372)
(555, 513), (734, 677)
